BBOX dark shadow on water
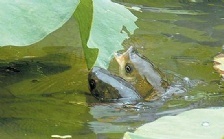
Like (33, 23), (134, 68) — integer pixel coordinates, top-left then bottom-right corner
(0, 117), (22, 125)
(0, 54), (71, 86)
(0, 54), (72, 98)
(41, 90), (93, 102)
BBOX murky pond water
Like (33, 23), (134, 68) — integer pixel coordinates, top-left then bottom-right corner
(1, 0), (224, 139)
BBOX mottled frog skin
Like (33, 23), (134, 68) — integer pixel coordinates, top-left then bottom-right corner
(88, 66), (142, 103)
(114, 46), (169, 100)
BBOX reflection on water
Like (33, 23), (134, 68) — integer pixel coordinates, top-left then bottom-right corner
(0, 55), (71, 87)
(1, 0), (224, 139)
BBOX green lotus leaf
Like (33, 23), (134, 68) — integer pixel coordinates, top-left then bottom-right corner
(87, 0), (138, 69)
(124, 108), (224, 139)
(74, 0), (98, 70)
(0, 0), (79, 46)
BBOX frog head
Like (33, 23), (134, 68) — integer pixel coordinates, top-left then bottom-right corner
(114, 46), (140, 83)
(114, 46), (169, 99)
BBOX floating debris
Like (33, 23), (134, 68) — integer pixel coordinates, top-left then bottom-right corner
(51, 135), (72, 139)
(201, 121), (210, 127)
(213, 53), (224, 78)
(126, 6), (142, 12)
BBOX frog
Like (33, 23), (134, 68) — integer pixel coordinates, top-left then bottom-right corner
(88, 66), (142, 103)
(114, 46), (169, 101)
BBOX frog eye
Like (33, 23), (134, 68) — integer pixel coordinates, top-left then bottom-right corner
(89, 79), (96, 90)
(125, 63), (133, 73)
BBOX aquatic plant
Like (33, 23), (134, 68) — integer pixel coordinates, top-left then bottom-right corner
(0, 0), (138, 69)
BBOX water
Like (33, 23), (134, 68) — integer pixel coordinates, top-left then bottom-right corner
(1, 1), (224, 138)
